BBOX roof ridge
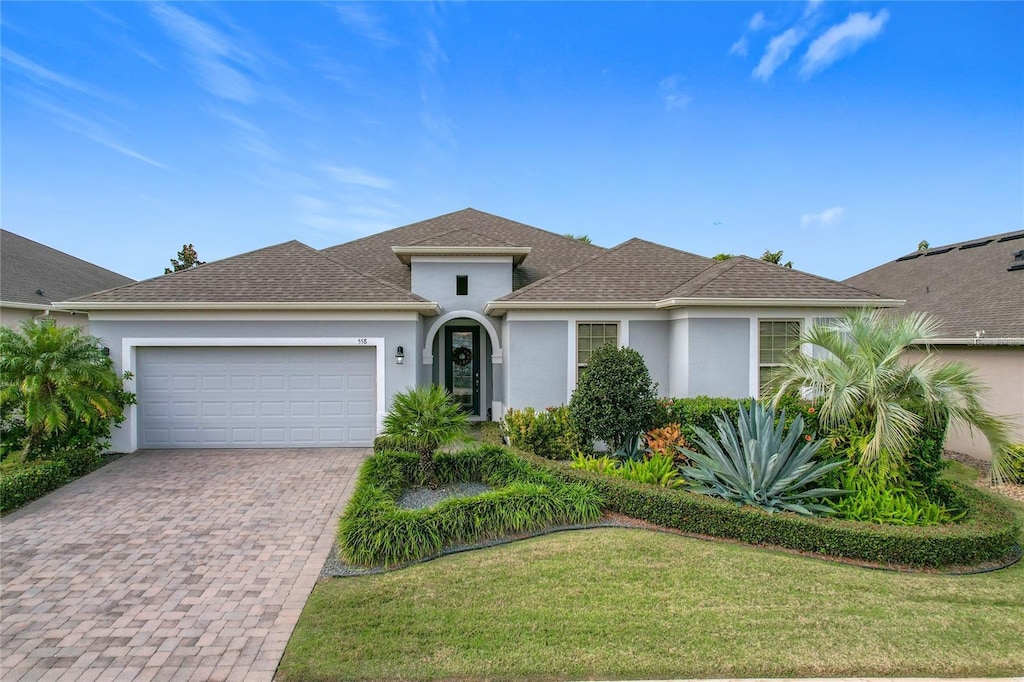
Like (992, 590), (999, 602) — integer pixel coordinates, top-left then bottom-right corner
(730, 255), (883, 298)
(1, 229), (134, 282)
(493, 239), (630, 302)
(67, 240), (313, 302)
(663, 256), (744, 298)
(304, 243), (431, 302)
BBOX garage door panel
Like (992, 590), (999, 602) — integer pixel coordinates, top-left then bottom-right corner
(137, 346), (376, 448)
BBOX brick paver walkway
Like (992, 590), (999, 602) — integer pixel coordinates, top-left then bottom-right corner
(0, 448), (367, 682)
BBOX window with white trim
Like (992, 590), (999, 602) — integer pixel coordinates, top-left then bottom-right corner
(577, 323), (618, 380)
(758, 320), (800, 394)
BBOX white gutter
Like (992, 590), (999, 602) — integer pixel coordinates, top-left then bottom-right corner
(484, 301), (658, 315)
(654, 297), (905, 309)
(0, 300), (51, 312)
(485, 297), (904, 315)
(52, 300), (442, 314)
(919, 338), (1024, 347)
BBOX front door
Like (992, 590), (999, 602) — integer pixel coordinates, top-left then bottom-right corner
(444, 326), (480, 415)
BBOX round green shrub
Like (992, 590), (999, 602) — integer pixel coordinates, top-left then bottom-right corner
(569, 345), (657, 449)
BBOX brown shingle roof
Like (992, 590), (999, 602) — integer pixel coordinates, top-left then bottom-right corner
(845, 231), (1024, 339)
(664, 256), (884, 301)
(496, 238), (713, 302)
(408, 228), (520, 248)
(492, 245), (884, 307)
(321, 208), (605, 290)
(67, 240), (431, 307)
(1, 229), (134, 307)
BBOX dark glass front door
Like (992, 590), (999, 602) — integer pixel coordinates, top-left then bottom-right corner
(444, 326), (480, 415)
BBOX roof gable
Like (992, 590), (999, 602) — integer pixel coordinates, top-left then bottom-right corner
(321, 208), (605, 289)
(496, 238), (713, 303)
(0, 229), (134, 307)
(67, 240), (433, 308)
(845, 230), (1024, 339)
(663, 256), (883, 301)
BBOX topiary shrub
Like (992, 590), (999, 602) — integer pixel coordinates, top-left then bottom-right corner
(569, 345), (657, 449)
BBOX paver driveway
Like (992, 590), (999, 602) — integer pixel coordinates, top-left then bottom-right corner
(1, 448), (367, 682)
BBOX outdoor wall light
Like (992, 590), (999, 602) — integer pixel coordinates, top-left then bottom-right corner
(395, 346), (405, 364)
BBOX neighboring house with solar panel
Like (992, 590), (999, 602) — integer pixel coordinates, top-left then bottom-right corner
(0, 229), (135, 331)
(57, 208), (900, 453)
(846, 231), (1024, 461)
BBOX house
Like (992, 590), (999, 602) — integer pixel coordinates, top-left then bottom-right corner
(845, 230), (1024, 460)
(1, 229), (135, 330)
(58, 208), (898, 452)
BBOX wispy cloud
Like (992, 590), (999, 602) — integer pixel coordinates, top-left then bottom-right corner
(418, 27), (455, 150)
(752, 28), (804, 81)
(21, 94), (165, 168)
(1, 47), (107, 98)
(324, 165), (394, 190)
(149, 3), (257, 104)
(801, 10), (890, 77)
(334, 3), (397, 47)
(801, 206), (846, 227)
(658, 75), (692, 111)
(729, 11), (768, 57)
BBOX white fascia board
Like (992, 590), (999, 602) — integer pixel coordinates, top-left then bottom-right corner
(484, 300), (658, 315)
(392, 246), (531, 265)
(917, 338), (1024, 347)
(0, 300), (50, 311)
(654, 297), (904, 309)
(52, 300), (441, 314)
(85, 310), (422, 322)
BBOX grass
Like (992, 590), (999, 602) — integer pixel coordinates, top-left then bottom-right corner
(280, 461), (1024, 681)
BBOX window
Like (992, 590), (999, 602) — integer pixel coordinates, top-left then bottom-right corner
(577, 323), (618, 379)
(456, 275), (468, 296)
(759, 320), (800, 394)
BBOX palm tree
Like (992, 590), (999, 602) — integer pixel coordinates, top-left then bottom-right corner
(768, 309), (1016, 483)
(381, 385), (470, 487)
(0, 320), (123, 460)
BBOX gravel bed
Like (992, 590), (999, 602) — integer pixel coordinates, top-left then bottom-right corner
(396, 481), (493, 509)
(944, 450), (1024, 503)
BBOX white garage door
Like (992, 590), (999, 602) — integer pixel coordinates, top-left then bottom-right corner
(136, 346), (377, 448)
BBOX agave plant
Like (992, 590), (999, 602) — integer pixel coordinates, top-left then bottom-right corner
(680, 401), (845, 515)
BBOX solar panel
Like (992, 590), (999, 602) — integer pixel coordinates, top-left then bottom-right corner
(923, 247), (953, 256)
(959, 239), (993, 249)
(895, 253), (921, 262)
(997, 233), (1024, 243)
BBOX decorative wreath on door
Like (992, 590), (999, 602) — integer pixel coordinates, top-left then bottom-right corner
(452, 347), (473, 367)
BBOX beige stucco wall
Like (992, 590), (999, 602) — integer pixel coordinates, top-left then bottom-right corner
(907, 346), (1024, 460)
(0, 306), (90, 332)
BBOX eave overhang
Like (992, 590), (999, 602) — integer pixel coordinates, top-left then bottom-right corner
(485, 297), (904, 315)
(391, 245), (531, 266)
(52, 300), (442, 315)
(653, 297), (905, 309)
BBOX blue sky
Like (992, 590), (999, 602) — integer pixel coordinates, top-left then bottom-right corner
(2, 1), (1021, 282)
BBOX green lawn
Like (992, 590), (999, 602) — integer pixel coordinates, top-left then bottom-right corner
(279, 464), (1024, 681)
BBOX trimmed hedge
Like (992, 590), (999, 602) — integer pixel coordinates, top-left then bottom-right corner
(526, 453), (1020, 569)
(0, 459), (72, 512)
(338, 444), (603, 567)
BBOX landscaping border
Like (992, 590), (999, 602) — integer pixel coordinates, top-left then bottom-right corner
(337, 445), (602, 567)
(525, 451), (1021, 568)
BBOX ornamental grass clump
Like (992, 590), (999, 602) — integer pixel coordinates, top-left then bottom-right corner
(680, 401), (844, 516)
